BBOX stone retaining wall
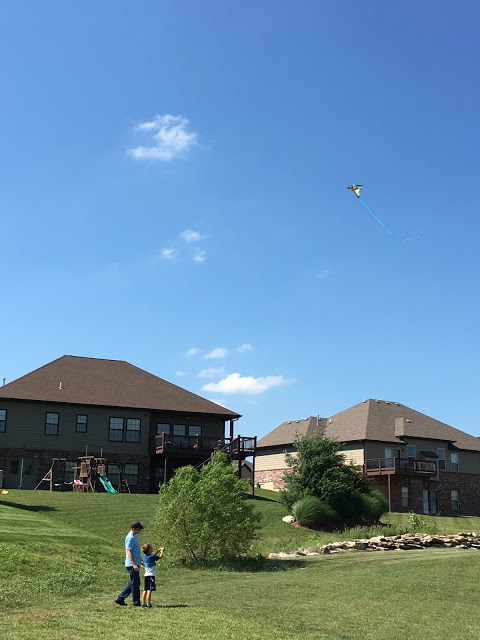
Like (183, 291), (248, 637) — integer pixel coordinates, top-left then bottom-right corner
(267, 532), (480, 558)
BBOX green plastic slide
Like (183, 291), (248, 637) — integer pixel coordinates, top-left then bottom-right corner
(99, 473), (117, 493)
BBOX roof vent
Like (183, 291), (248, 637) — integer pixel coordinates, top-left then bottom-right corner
(406, 419), (411, 423)
(385, 402), (390, 404)
(59, 382), (63, 390)
(2, 378), (5, 386)
(375, 400), (380, 403)
(395, 403), (400, 406)
(328, 418), (332, 424)
(287, 421), (291, 424)
(296, 420), (299, 423)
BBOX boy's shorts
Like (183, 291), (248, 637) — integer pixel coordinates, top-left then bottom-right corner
(144, 576), (156, 591)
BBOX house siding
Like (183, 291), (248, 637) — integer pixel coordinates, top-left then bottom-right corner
(0, 399), (230, 493)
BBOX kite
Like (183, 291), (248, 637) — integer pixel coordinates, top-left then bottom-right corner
(347, 184), (421, 245)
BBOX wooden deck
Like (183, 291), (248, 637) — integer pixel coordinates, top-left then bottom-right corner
(364, 457), (437, 476)
(151, 434), (256, 460)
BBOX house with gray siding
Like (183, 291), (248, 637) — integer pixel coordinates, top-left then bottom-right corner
(255, 399), (480, 516)
(0, 355), (251, 493)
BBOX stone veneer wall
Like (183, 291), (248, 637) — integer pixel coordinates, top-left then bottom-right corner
(255, 467), (292, 490)
(372, 471), (480, 517)
(0, 447), (151, 493)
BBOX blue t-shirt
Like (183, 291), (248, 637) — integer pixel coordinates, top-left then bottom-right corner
(125, 531), (142, 567)
(144, 553), (161, 576)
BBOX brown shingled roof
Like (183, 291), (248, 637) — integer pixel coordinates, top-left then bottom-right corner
(258, 399), (480, 453)
(0, 356), (240, 417)
(257, 416), (327, 448)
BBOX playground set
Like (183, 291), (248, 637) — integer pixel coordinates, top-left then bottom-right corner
(34, 448), (131, 493)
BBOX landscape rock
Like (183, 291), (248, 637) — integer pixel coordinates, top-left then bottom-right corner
(282, 515), (296, 523)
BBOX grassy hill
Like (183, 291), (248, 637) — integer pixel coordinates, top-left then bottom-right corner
(1, 489), (480, 640)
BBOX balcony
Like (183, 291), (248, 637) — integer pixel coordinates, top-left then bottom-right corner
(364, 457), (437, 477)
(151, 434), (256, 460)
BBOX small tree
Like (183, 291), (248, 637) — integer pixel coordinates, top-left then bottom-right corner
(152, 452), (261, 563)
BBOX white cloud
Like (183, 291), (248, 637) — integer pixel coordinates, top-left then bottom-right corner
(160, 248), (177, 260)
(179, 229), (210, 244)
(128, 114), (197, 161)
(204, 347), (229, 360)
(176, 370), (187, 377)
(201, 372), (292, 395)
(193, 248), (207, 263)
(235, 343), (253, 353)
(197, 366), (225, 378)
(316, 269), (332, 279)
(186, 347), (202, 357)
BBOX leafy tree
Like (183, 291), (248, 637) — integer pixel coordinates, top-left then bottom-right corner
(152, 452), (261, 563)
(280, 434), (386, 527)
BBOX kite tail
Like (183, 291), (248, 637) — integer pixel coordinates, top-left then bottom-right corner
(359, 198), (421, 245)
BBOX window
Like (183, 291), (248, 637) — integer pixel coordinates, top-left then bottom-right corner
(107, 464), (120, 485)
(64, 461), (76, 483)
(24, 459), (34, 476)
(437, 448), (446, 470)
(156, 423), (171, 435)
(109, 417), (124, 441)
(76, 414), (88, 433)
(189, 425), (202, 436)
(45, 412), (59, 436)
(155, 465), (165, 487)
(10, 460), (19, 474)
(173, 424), (186, 436)
(385, 448), (401, 458)
(451, 453), (459, 472)
(125, 463), (139, 486)
(451, 489), (459, 510)
(401, 486), (409, 508)
(407, 445), (416, 459)
(126, 418), (141, 443)
(0, 409), (6, 432)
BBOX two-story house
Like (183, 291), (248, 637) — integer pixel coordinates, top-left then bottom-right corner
(255, 399), (480, 516)
(0, 355), (255, 493)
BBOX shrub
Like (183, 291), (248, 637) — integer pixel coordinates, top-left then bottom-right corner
(357, 490), (389, 524)
(152, 452), (261, 563)
(292, 495), (337, 529)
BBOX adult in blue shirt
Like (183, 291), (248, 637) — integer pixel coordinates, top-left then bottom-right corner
(115, 520), (144, 606)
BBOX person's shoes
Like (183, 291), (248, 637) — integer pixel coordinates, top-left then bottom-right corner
(133, 603), (141, 607)
(141, 604), (148, 608)
(147, 604), (152, 608)
(115, 598), (127, 606)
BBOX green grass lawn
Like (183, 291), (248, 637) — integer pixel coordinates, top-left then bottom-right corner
(1, 489), (480, 640)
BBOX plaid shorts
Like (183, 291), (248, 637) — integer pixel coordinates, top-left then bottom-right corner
(144, 575), (156, 591)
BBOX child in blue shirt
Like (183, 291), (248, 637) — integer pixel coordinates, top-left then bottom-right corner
(141, 543), (165, 608)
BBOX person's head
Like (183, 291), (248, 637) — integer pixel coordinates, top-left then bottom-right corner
(142, 542), (153, 555)
(130, 520), (144, 535)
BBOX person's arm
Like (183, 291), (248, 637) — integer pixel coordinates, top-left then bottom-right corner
(126, 548), (139, 571)
(157, 547), (165, 560)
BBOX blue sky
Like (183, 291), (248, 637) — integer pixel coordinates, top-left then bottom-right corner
(2, 1), (480, 439)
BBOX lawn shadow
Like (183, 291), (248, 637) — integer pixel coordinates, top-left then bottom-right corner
(0, 500), (57, 513)
(179, 557), (308, 572)
(246, 494), (279, 503)
(156, 605), (190, 609)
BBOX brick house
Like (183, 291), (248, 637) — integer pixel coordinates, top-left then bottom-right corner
(255, 399), (480, 516)
(0, 355), (254, 493)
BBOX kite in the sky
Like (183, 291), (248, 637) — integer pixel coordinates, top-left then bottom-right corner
(347, 184), (421, 245)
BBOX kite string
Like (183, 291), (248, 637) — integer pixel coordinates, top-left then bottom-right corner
(358, 198), (402, 245)
(359, 197), (422, 245)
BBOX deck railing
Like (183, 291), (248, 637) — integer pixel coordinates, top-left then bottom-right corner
(151, 434), (256, 457)
(364, 457), (437, 476)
